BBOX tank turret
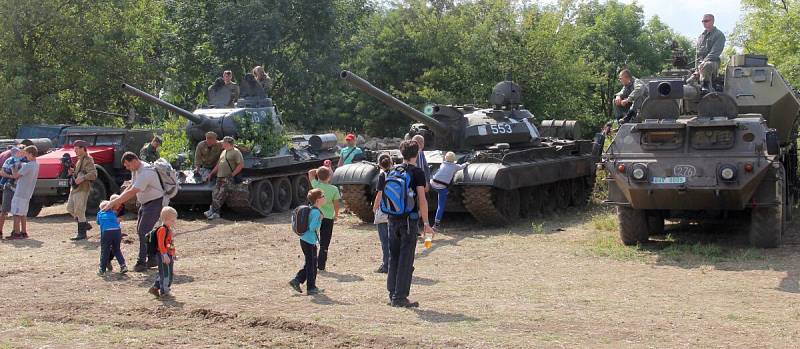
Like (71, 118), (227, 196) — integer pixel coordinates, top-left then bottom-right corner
(340, 70), (556, 151)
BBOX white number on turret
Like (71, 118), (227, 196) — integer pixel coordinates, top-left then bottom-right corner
(490, 123), (513, 134)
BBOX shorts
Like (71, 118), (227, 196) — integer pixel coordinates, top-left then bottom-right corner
(10, 195), (30, 216)
(1, 186), (13, 213)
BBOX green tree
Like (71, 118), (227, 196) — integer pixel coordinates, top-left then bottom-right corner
(733, 0), (800, 85)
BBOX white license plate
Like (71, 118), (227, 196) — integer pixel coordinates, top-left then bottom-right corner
(58, 179), (69, 187)
(651, 176), (686, 184)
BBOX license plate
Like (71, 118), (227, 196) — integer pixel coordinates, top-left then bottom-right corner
(651, 176), (686, 184)
(58, 179), (69, 187)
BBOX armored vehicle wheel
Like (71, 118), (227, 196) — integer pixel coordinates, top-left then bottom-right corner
(86, 179), (108, 216)
(252, 180), (274, 215)
(291, 175), (311, 208)
(646, 211), (665, 235)
(341, 185), (374, 223)
(520, 187), (542, 218)
(555, 181), (570, 209)
(618, 206), (648, 245)
(463, 186), (519, 225)
(540, 184), (558, 215)
(26, 200), (44, 218)
(271, 177), (292, 213)
(749, 168), (785, 248)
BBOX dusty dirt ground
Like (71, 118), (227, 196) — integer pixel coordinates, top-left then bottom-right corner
(0, 203), (799, 348)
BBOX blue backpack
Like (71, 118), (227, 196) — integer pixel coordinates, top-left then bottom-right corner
(380, 164), (416, 218)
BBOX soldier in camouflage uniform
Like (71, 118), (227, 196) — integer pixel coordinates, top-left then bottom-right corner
(139, 135), (162, 163)
(194, 131), (223, 181)
(613, 69), (646, 124)
(67, 140), (98, 241)
(207, 70), (240, 108)
(694, 14), (725, 92)
(204, 136), (243, 219)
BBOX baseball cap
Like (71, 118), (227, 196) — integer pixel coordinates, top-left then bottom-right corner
(345, 133), (355, 141)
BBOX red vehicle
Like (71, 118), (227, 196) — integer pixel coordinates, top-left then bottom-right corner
(30, 127), (154, 217)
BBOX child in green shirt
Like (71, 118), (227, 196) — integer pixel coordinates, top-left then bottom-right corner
(307, 166), (341, 270)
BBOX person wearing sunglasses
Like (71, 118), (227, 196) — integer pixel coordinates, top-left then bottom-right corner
(695, 14), (725, 93)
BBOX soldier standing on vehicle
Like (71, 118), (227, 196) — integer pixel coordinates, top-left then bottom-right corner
(613, 69), (646, 124)
(694, 14), (725, 93)
(252, 66), (273, 94)
(204, 136), (243, 220)
(194, 131), (224, 180)
(140, 135), (162, 163)
(67, 140), (98, 241)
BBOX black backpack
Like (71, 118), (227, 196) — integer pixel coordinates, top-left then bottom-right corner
(291, 205), (319, 236)
(145, 225), (169, 253)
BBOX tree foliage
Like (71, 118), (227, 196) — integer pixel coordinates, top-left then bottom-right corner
(733, 0), (800, 86)
(0, 0), (699, 140)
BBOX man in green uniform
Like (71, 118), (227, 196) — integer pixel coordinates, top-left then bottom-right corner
(695, 14), (725, 92)
(205, 136), (243, 220)
(613, 69), (646, 124)
(67, 140), (98, 240)
(139, 135), (162, 163)
(194, 131), (224, 180)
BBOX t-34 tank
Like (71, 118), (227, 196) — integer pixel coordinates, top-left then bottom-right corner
(122, 74), (339, 216)
(601, 54), (799, 247)
(333, 70), (604, 225)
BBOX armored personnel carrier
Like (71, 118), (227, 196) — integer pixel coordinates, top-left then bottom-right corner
(601, 54), (799, 247)
(122, 74), (339, 216)
(333, 70), (604, 225)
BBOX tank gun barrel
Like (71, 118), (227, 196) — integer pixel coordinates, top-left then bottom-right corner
(121, 83), (205, 125)
(339, 71), (448, 135)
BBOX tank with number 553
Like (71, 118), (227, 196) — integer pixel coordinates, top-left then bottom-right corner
(333, 70), (605, 225)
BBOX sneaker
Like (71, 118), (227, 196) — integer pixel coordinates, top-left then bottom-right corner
(5, 232), (22, 240)
(203, 209), (213, 218)
(288, 279), (302, 293)
(207, 212), (220, 220)
(307, 288), (324, 295)
(133, 262), (148, 272)
(148, 287), (160, 297)
(391, 298), (419, 308)
(147, 259), (158, 268)
(374, 264), (387, 274)
(160, 292), (172, 299)
(119, 265), (128, 274)
(21, 232), (28, 239)
(97, 269), (106, 276)
(432, 222), (441, 232)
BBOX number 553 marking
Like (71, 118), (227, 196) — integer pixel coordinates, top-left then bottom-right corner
(490, 123), (513, 134)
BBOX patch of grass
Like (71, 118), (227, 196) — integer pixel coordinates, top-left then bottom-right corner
(0, 343), (15, 349)
(18, 318), (33, 328)
(531, 222), (545, 234)
(659, 243), (764, 264)
(586, 231), (647, 262)
(590, 212), (617, 232)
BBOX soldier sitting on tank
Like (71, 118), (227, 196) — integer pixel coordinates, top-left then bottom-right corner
(252, 66), (273, 94)
(204, 136), (243, 220)
(140, 135), (162, 163)
(613, 69), (646, 124)
(693, 14), (725, 93)
(207, 70), (240, 108)
(194, 131), (224, 181)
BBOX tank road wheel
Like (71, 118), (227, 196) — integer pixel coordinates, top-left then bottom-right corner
(540, 184), (558, 215)
(618, 205), (648, 245)
(520, 187), (542, 218)
(341, 185), (374, 223)
(555, 181), (571, 209)
(290, 175), (311, 208)
(271, 177), (293, 213)
(252, 180), (274, 215)
(646, 211), (665, 236)
(85, 179), (108, 216)
(570, 177), (592, 208)
(463, 186), (520, 226)
(749, 168), (785, 248)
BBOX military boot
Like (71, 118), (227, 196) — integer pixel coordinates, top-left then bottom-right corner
(70, 222), (87, 241)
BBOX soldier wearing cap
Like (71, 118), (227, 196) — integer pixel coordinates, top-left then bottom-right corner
(67, 140), (98, 241)
(194, 131), (224, 174)
(140, 135), (162, 163)
(204, 136), (243, 219)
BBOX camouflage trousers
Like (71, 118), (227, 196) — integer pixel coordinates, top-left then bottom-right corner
(698, 60), (719, 84)
(211, 177), (234, 212)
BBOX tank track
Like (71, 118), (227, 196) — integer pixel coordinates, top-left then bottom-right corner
(463, 186), (511, 225)
(341, 184), (375, 223)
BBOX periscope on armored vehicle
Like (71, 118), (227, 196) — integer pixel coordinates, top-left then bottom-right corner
(601, 54), (799, 248)
(122, 73), (339, 217)
(333, 70), (605, 225)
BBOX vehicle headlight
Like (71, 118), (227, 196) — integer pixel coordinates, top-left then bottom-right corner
(631, 164), (648, 181)
(719, 165), (736, 181)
